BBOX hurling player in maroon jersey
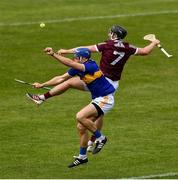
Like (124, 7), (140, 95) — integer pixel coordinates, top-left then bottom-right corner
(32, 25), (160, 152)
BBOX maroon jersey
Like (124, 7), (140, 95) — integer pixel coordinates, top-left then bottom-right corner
(96, 40), (137, 81)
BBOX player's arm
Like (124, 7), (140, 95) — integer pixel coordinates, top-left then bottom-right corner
(136, 39), (160, 55)
(58, 45), (97, 54)
(44, 47), (85, 71)
(33, 73), (72, 88)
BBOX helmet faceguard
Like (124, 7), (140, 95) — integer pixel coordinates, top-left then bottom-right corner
(110, 25), (127, 39)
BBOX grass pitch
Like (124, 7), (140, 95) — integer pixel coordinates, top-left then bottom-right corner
(0, 0), (178, 178)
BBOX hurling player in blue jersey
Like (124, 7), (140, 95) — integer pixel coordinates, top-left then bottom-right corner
(26, 48), (116, 168)
(30, 25), (160, 153)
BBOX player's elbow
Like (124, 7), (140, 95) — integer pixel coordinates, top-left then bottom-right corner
(141, 51), (150, 56)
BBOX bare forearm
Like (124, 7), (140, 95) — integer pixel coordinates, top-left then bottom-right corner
(41, 76), (66, 87)
(77, 45), (97, 52)
(60, 48), (75, 54)
(44, 47), (84, 71)
(52, 53), (76, 67)
(143, 42), (158, 54)
(137, 40), (160, 56)
(51, 53), (84, 71)
(58, 45), (97, 54)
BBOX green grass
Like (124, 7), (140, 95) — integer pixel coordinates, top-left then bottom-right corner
(0, 0), (178, 178)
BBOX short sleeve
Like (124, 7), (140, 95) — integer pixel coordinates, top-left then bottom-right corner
(96, 42), (107, 52)
(67, 68), (78, 76)
(84, 61), (98, 74)
(128, 44), (138, 55)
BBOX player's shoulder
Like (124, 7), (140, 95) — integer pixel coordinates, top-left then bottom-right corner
(85, 59), (98, 69)
(106, 39), (114, 44)
(68, 67), (79, 76)
(117, 40), (136, 49)
(123, 41), (137, 50)
(97, 40), (115, 48)
(97, 40), (108, 46)
(86, 59), (98, 66)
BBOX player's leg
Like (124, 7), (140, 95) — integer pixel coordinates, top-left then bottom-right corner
(95, 116), (103, 131)
(87, 115), (103, 130)
(76, 115), (103, 152)
(68, 123), (89, 168)
(90, 94), (115, 154)
(26, 77), (86, 105)
(87, 116), (103, 152)
(76, 103), (107, 154)
(68, 110), (103, 168)
(76, 103), (101, 132)
(77, 123), (89, 148)
(87, 80), (118, 151)
(49, 76), (86, 96)
(69, 92), (115, 167)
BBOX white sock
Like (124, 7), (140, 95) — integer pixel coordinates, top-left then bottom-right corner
(78, 154), (87, 159)
(39, 95), (45, 100)
(87, 140), (94, 146)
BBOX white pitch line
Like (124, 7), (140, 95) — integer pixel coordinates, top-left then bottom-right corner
(123, 172), (178, 179)
(0, 10), (178, 27)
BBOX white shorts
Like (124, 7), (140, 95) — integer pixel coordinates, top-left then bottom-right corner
(91, 93), (115, 114)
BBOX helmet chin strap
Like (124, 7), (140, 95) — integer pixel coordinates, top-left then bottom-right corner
(79, 57), (83, 63)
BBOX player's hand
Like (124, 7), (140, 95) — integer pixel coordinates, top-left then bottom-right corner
(57, 49), (67, 55)
(153, 39), (160, 45)
(32, 82), (43, 89)
(44, 47), (54, 55)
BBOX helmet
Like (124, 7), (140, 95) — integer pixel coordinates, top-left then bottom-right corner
(110, 25), (127, 39)
(75, 48), (91, 59)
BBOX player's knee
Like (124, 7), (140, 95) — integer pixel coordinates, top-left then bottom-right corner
(67, 78), (76, 87)
(77, 123), (86, 133)
(76, 112), (85, 123)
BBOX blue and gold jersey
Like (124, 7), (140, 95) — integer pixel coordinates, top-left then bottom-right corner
(68, 59), (115, 99)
